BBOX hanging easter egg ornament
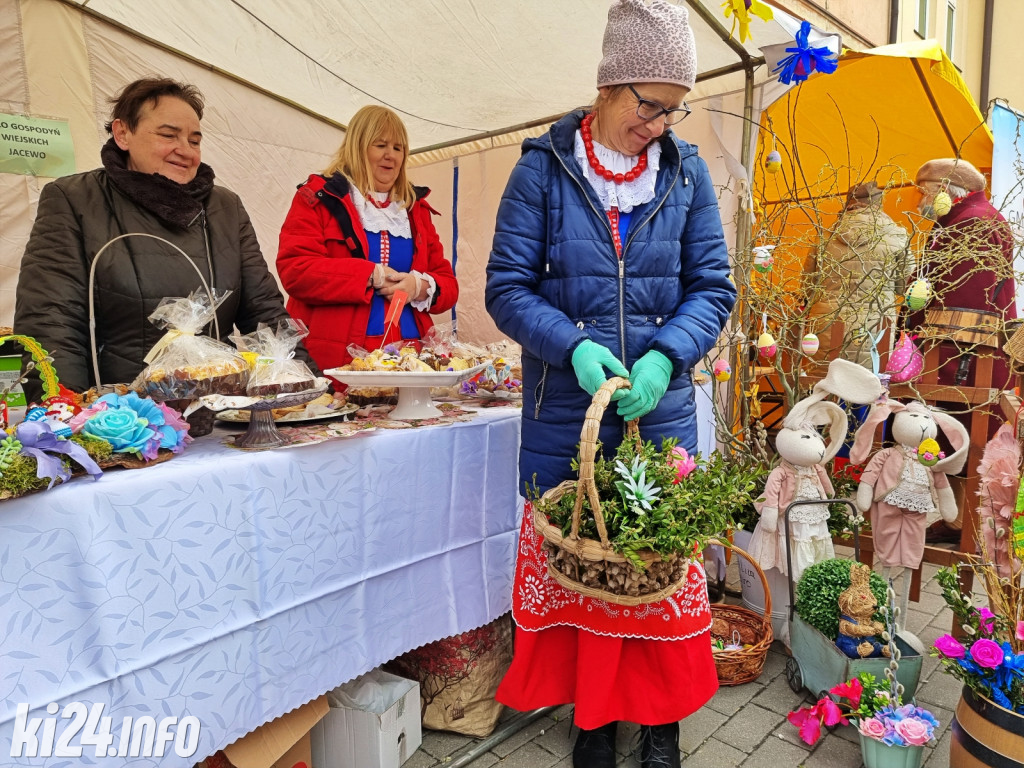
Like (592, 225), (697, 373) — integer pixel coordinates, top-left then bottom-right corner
(932, 190), (953, 217)
(757, 332), (777, 359)
(801, 332), (820, 356)
(917, 438), (943, 467)
(752, 245), (776, 273)
(906, 278), (932, 311)
(712, 359), (732, 382)
(765, 149), (782, 173)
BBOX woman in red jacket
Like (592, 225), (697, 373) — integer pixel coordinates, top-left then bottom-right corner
(277, 106), (458, 372)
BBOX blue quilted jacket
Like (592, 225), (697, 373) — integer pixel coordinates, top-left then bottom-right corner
(485, 110), (736, 493)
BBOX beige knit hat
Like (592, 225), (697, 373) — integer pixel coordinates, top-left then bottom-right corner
(597, 0), (698, 90)
(915, 158), (987, 192)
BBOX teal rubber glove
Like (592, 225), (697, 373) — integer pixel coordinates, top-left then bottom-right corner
(617, 349), (674, 421)
(571, 339), (629, 399)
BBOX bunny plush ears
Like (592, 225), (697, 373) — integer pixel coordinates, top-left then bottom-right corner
(784, 358), (884, 463)
(784, 358), (883, 430)
(849, 398), (970, 474)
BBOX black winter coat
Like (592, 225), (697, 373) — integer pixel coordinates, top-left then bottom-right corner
(14, 166), (298, 402)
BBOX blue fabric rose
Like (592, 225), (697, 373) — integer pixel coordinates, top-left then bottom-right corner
(82, 408), (157, 456)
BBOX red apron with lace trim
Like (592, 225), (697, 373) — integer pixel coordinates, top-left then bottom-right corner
(512, 502), (712, 639)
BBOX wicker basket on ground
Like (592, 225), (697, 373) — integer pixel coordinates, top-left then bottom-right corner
(531, 376), (690, 606)
(709, 541), (774, 686)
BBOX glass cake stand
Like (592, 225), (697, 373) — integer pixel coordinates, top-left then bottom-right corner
(205, 385), (329, 449)
(325, 363), (488, 420)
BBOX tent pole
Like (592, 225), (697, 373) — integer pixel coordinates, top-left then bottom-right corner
(911, 59), (960, 156)
(681, 0), (758, 444)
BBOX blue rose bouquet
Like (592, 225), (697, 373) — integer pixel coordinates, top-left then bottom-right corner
(69, 393), (192, 460)
(933, 566), (1024, 712)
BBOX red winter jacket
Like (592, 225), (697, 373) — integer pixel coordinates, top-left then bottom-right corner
(277, 173), (458, 372)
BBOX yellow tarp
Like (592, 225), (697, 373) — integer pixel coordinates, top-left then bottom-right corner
(749, 40), (994, 329)
(756, 39), (992, 208)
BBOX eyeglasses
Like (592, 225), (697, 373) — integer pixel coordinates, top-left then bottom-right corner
(628, 85), (691, 125)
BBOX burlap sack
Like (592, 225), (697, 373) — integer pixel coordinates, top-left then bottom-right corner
(386, 614), (512, 738)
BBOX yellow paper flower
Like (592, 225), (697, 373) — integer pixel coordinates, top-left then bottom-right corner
(722, 0), (774, 43)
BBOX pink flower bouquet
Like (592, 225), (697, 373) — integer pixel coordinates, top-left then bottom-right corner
(788, 672), (938, 747)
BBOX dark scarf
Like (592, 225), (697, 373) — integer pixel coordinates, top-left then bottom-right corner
(100, 138), (216, 230)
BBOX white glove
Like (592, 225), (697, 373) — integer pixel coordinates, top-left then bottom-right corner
(759, 507), (779, 533)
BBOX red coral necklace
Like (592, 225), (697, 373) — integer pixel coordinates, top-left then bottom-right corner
(581, 113), (647, 184)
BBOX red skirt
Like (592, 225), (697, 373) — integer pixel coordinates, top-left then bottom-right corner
(498, 504), (719, 728)
(496, 624), (718, 729)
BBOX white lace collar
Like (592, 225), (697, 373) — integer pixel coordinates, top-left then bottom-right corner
(573, 132), (660, 213)
(349, 185), (412, 238)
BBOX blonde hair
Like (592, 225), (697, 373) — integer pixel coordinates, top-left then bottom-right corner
(323, 105), (416, 209)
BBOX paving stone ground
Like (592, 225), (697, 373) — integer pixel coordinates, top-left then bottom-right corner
(404, 545), (962, 767)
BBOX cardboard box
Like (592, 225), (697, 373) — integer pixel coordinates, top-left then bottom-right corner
(311, 670), (421, 768)
(197, 695), (329, 768)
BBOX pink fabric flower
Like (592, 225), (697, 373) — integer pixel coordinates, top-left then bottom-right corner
(894, 718), (932, 746)
(1016, 621), (1024, 642)
(69, 401), (108, 432)
(970, 638), (1004, 668)
(934, 634), (966, 659)
(818, 698), (846, 727)
(978, 607), (996, 634)
(829, 678), (863, 708)
(858, 717), (886, 741)
(668, 446), (697, 484)
(787, 708), (822, 745)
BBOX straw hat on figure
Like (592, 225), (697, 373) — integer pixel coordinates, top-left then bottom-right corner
(849, 398), (969, 629)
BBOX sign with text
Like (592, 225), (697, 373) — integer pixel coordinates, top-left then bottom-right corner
(0, 112), (75, 178)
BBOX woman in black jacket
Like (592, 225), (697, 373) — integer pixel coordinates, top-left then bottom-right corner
(13, 77), (305, 402)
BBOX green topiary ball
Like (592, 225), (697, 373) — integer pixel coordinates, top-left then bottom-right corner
(794, 558), (888, 640)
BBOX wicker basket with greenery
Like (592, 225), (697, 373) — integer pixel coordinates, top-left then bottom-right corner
(531, 377), (765, 605)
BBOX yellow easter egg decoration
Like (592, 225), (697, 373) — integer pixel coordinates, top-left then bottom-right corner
(933, 191), (952, 217)
(765, 150), (782, 173)
(907, 279), (932, 311)
(712, 359), (732, 382)
(757, 332), (777, 359)
(917, 438), (942, 467)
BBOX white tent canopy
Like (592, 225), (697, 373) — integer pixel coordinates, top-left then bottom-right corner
(2, 0), (837, 343)
(61, 0), (812, 150)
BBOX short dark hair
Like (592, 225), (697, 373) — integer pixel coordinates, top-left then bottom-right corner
(104, 78), (205, 133)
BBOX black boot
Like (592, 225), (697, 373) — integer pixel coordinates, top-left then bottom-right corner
(638, 722), (681, 768)
(572, 721), (618, 768)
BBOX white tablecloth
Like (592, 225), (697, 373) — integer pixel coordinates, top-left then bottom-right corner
(0, 407), (521, 766)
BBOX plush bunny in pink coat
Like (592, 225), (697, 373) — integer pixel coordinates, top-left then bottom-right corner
(849, 398), (969, 627)
(747, 359), (883, 584)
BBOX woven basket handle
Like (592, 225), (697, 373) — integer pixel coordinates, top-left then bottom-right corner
(571, 376), (635, 548)
(88, 233), (219, 392)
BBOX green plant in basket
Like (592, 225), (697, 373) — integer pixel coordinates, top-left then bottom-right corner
(795, 558), (888, 640)
(534, 436), (765, 571)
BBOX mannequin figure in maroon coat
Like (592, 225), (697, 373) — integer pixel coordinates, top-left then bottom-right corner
(912, 158), (1017, 540)
(913, 158), (1017, 389)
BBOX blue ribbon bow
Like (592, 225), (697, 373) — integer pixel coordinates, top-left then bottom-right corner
(16, 421), (103, 489)
(772, 21), (839, 85)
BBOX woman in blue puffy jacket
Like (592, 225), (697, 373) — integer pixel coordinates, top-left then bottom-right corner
(485, 3), (735, 767)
